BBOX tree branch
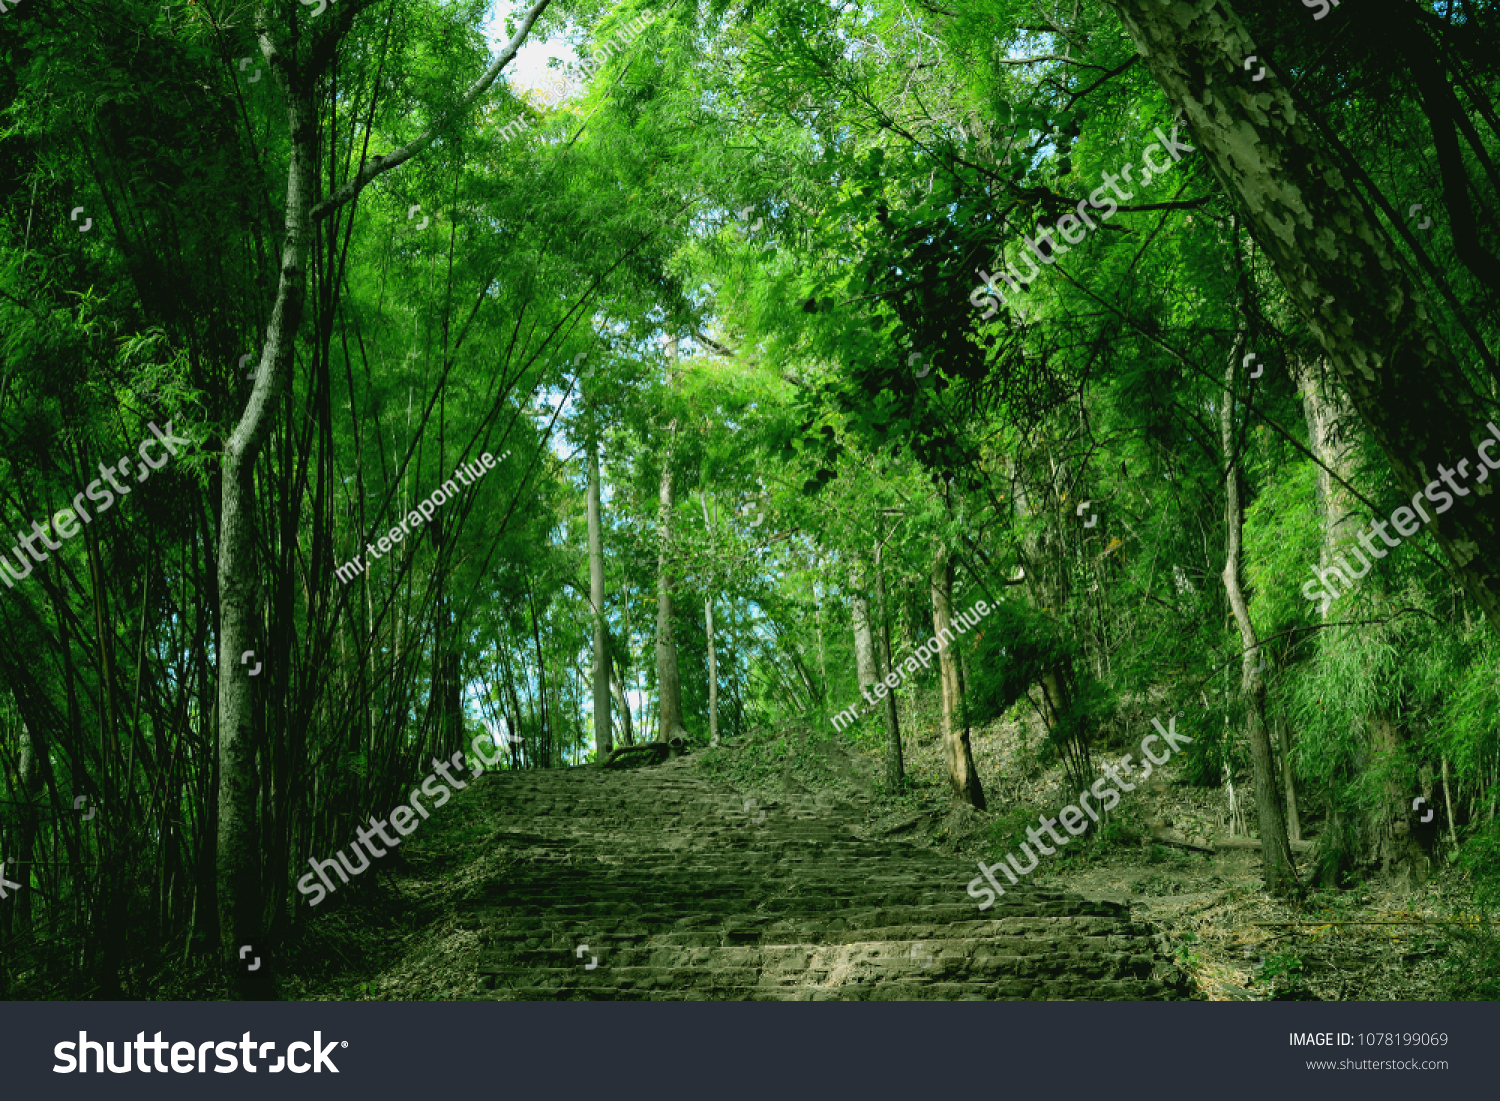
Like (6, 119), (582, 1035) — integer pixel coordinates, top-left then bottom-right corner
(309, 0), (554, 221)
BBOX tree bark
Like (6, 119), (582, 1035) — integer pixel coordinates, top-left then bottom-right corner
(931, 547), (986, 809)
(1222, 337), (1298, 896)
(1008, 453), (1089, 782)
(654, 343), (688, 743)
(874, 534), (904, 791)
(588, 430), (611, 760)
(610, 655), (635, 747)
(527, 584), (552, 766)
(216, 75), (318, 1000)
(814, 578), (829, 701)
(12, 722), (42, 938)
(700, 492), (719, 746)
(849, 562), (879, 694)
(1104, 0), (1500, 635)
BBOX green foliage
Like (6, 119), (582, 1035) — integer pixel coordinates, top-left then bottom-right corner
(967, 598), (1073, 721)
(1434, 820), (1500, 1000)
(1249, 952), (1311, 999)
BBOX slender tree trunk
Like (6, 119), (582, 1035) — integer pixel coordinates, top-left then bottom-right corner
(527, 586), (552, 766)
(654, 442), (687, 742)
(610, 656), (635, 747)
(1105, 0), (1500, 634)
(1222, 338), (1297, 896)
(1277, 711), (1302, 842)
(814, 578), (829, 701)
(498, 643), (526, 769)
(931, 547), (985, 809)
(216, 78), (319, 1000)
(1009, 454), (1086, 779)
(210, 0), (551, 997)
(849, 562), (879, 694)
(13, 722), (42, 937)
(654, 343), (688, 743)
(874, 535), (904, 790)
(588, 431), (611, 760)
(615, 588), (636, 747)
(700, 492), (719, 745)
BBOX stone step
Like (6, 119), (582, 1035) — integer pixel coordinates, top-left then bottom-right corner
(467, 977), (1174, 1001)
(477, 941), (1157, 979)
(458, 758), (1185, 1000)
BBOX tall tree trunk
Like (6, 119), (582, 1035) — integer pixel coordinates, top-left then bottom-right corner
(874, 533), (904, 791)
(615, 587), (636, 747)
(849, 562), (879, 694)
(654, 341), (688, 743)
(12, 722), (42, 938)
(216, 78), (318, 1001)
(1223, 338), (1298, 896)
(700, 492), (719, 746)
(610, 655), (635, 747)
(814, 578), (829, 701)
(588, 431), (611, 760)
(527, 585), (552, 766)
(931, 547), (985, 809)
(1276, 710), (1302, 843)
(1105, 0), (1500, 635)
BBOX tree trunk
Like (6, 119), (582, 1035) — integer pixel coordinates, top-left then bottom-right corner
(1222, 338), (1298, 896)
(527, 584), (552, 766)
(12, 722), (42, 937)
(814, 578), (829, 701)
(1276, 710), (1302, 843)
(610, 655), (635, 747)
(931, 547), (985, 809)
(1008, 453), (1088, 782)
(654, 343), (688, 743)
(700, 492), (719, 746)
(588, 431), (611, 760)
(1105, 0), (1500, 635)
(849, 562), (879, 694)
(498, 643), (527, 769)
(216, 78), (318, 1001)
(874, 534), (904, 791)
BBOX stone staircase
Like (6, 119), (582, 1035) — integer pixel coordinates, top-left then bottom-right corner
(464, 753), (1186, 1000)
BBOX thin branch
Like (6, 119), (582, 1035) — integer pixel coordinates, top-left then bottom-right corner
(1063, 54), (1138, 110)
(310, 0), (554, 221)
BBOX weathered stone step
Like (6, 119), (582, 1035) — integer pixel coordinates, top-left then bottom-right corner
(459, 756), (1185, 1000)
(476, 927), (1152, 963)
(477, 942), (1156, 981)
(468, 897), (1129, 930)
(468, 977), (1173, 1001)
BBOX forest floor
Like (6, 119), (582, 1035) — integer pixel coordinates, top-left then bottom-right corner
(843, 692), (1472, 1002)
(285, 694), (1481, 1002)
